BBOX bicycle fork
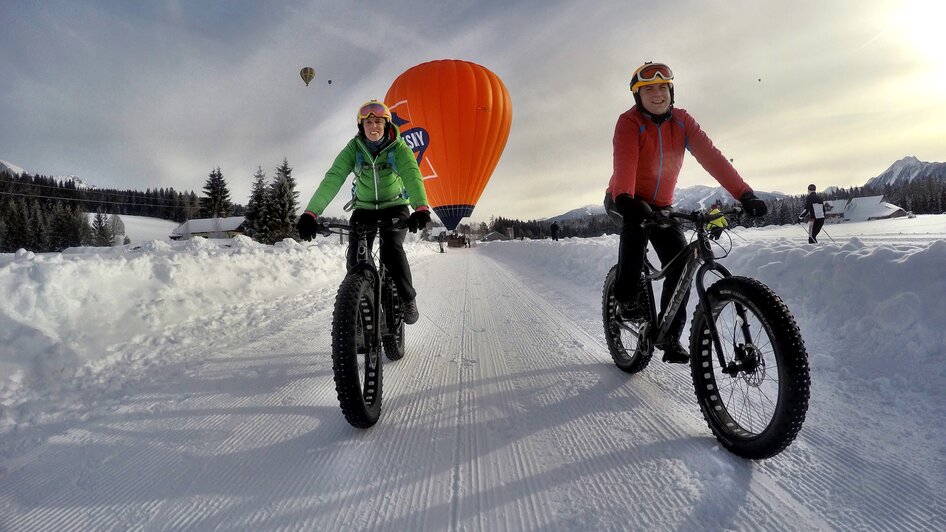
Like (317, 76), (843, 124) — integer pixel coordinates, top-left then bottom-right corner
(353, 238), (384, 367)
(694, 260), (757, 373)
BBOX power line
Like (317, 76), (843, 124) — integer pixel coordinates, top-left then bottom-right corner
(0, 190), (198, 210)
(0, 178), (196, 204)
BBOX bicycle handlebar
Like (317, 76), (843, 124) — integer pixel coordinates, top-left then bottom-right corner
(323, 217), (409, 236)
(643, 206), (744, 229)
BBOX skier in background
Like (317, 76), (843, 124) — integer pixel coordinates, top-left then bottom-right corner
(799, 183), (826, 243)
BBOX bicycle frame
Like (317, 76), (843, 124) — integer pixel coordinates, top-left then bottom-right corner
(636, 209), (753, 370)
(326, 219), (405, 356)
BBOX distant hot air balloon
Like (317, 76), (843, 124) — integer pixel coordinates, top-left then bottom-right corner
(385, 59), (512, 230)
(300, 67), (315, 86)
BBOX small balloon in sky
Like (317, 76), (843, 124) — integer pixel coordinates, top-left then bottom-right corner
(300, 67), (315, 86)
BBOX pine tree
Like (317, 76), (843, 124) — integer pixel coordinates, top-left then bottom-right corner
(23, 200), (49, 251)
(182, 191), (201, 222)
(75, 206), (93, 246)
(0, 198), (11, 251)
(91, 209), (113, 246)
(3, 199), (32, 252)
(258, 159), (300, 244)
(48, 203), (72, 251)
(199, 167), (232, 218)
(245, 166), (268, 239)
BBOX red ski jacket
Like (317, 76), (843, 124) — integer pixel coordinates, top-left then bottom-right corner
(607, 107), (751, 207)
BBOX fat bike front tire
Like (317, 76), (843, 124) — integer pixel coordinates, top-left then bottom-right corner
(331, 273), (383, 428)
(689, 276), (810, 459)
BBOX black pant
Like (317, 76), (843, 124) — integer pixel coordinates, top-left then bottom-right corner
(809, 218), (824, 243)
(606, 193), (689, 340)
(347, 205), (416, 302)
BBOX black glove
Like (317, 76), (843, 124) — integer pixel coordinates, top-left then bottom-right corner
(408, 209), (431, 233)
(297, 212), (327, 241)
(739, 191), (767, 217)
(615, 194), (653, 224)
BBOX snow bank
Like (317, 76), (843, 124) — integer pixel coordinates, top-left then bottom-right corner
(480, 227), (945, 399)
(0, 235), (435, 427)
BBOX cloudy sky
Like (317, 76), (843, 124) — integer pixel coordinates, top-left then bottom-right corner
(2, 0), (944, 222)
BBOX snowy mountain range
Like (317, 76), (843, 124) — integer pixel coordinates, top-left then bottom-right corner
(864, 155), (946, 188)
(547, 156), (943, 222)
(0, 159), (94, 189)
(544, 186), (790, 222)
(0, 159), (27, 177)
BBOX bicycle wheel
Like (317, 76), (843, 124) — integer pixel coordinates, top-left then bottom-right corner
(689, 276), (810, 459)
(331, 272), (383, 428)
(381, 278), (405, 361)
(602, 265), (655, 374)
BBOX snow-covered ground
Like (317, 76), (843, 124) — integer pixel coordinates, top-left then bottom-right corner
(84, 214), (180, 244)
(1, 215), (944, 530)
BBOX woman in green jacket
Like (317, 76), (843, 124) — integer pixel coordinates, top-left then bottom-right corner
(297, 100), (431, 324)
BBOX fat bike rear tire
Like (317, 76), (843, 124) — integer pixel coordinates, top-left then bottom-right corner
(381, 279), (405, 361)
(602, 265), (655, 374)
(331, 273), (383, 428)
(689, 276), (810, 459)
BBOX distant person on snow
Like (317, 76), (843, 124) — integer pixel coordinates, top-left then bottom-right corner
(799, 183), (827, 243)
(296, 100), (431, 324)
(604, 61), (767, 364)
(550, 221), (560, 241)
(705, 202), (728, 240)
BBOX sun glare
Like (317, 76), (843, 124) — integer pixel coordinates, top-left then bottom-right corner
(896, 0), (946, 93)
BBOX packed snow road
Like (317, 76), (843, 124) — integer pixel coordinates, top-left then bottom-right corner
(2, 239), (943, 531)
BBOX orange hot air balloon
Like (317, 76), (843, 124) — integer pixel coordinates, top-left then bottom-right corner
(385, 60), (512, 230)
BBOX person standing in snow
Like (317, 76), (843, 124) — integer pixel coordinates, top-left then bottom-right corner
(550, 221), (560, 241)
(798, 183), (826, 244)
(605, 61), (767, 364)
(296, 100), (431, 324)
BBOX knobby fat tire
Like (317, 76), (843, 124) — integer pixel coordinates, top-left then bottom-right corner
(689, 276), (811, 459)
(331, 273), (383, 428)
(602, 265), (655, 374)
(381, 279), (405, 361)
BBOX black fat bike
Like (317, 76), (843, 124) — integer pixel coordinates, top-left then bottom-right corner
(602, 207), (811, 459)
(324, 218), (407, 428)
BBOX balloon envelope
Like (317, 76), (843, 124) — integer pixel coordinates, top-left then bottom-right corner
(385, 60), (512, 230)
(300, 67), (315, 86)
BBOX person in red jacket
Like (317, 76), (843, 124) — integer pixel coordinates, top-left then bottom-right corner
(605, 61), (768, 364)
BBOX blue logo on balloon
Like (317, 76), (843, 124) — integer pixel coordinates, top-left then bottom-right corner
(392, 111), (429, 164)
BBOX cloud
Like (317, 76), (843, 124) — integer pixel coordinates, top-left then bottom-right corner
(1, 0), (941, 223)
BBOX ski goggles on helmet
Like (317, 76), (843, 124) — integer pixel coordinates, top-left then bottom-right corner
(630, 62), (673, 93)
(357, 100), (391, 123)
